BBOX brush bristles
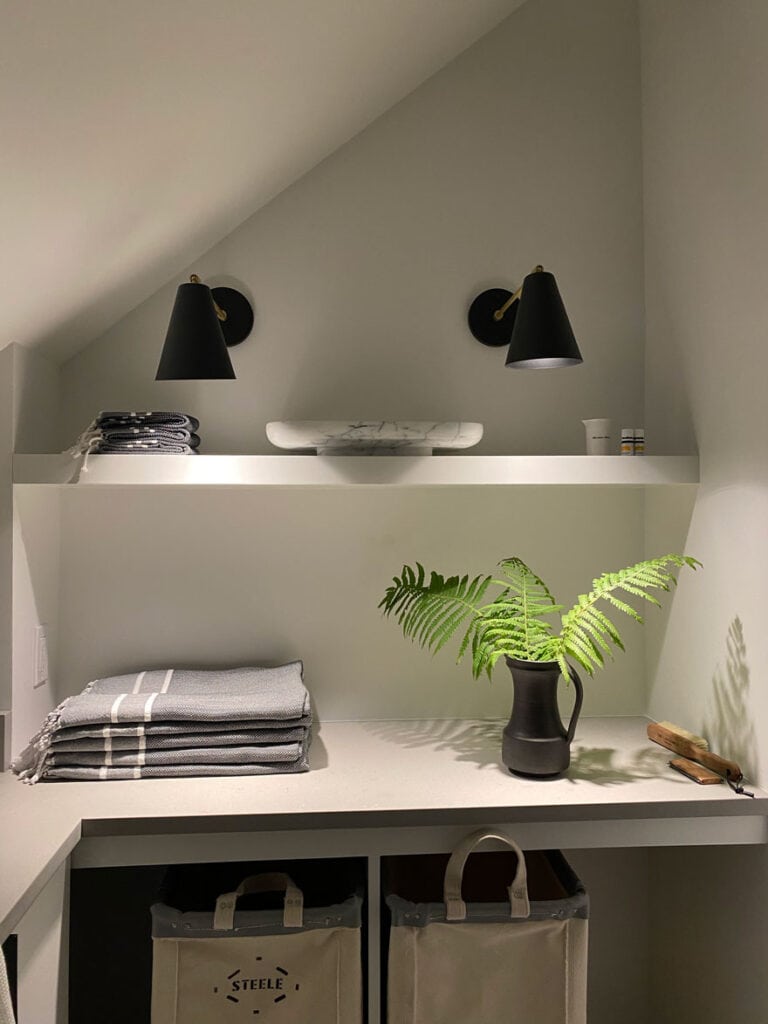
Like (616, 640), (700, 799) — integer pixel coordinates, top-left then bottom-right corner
(657, 721), (709, 750)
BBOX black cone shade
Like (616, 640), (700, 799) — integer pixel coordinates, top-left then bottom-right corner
(156, 281), (236, 380)
(505, 270), (583, 368)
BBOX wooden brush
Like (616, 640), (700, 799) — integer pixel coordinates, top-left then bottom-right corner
(656, 721), (708, 750)
(647, 721), (742, 782)
(669, 757), (723, 785)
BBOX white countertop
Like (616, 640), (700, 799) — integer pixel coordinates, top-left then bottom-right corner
(1, 716), (765, 940)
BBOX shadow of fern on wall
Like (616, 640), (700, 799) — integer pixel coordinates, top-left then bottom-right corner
(704, 617), (758, 782)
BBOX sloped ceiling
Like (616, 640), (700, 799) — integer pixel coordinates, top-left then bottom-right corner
(1, 0), (527, 361)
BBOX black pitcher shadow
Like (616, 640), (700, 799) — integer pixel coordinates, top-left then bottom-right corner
(363, 719), (505, 769)
(704, 617), (758, 782)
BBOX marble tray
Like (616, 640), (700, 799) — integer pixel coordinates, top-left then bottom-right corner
(265, 421), (483, 455)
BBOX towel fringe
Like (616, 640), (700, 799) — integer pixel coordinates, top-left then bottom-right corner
(11, 698), (71, 783)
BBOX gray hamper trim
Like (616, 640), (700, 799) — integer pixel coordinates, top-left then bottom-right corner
(151, 894), (363, 939)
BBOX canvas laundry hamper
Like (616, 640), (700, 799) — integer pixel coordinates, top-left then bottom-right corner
(151, 871), (362, 1024)
(386, 830), (589, 1024)
(0, 947), (15, 1024)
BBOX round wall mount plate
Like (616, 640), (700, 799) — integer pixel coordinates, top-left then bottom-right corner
(467, 288), (517, 347)
(211, 286), (254, 347)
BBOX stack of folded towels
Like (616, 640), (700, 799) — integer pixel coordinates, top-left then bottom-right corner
(70, 411), (201, 456)
(13, 663), (312, 783)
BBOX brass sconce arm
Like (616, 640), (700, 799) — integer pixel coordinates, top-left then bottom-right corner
(492, 265), (544, 321)
(189, 274), (227, 322)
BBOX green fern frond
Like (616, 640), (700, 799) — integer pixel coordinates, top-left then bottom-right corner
(494, 558), (561, 660)
(380, 554), (700, 683)
(554, 554), (701, 675)
(379, 565), (493, 658)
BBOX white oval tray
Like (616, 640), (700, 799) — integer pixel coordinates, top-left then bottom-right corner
(266, 421), (483, 455)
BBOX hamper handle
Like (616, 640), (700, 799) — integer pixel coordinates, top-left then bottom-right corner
(214, 872), (304, 930)
(444, 830), (530, 921)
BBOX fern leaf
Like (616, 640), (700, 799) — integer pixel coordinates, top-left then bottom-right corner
(495, 558), (560, 661)
(601, 592), (644, 621)
(379, 564), (494, 661)
(381, 553), (699, 684)
(557, 554), (699, 672)
(563, 627), (604, 671)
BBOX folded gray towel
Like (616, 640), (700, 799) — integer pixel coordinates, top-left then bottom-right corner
(14, 663), (311, 783)
(49, 718), (312, 743)
(66, 412), (202, 460)
(48, 741), (304, 769)
(100, 426), (196, 441)
(64, 664), (310, 723)
(97, 411), (200, 431)
(51, 726), (308, 752)
(98, 428), (201, 448)
(91, 440), (197, 454)
(43, 760), (310, 781)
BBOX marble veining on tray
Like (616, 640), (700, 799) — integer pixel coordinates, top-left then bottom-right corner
(266, 421), (483, 455)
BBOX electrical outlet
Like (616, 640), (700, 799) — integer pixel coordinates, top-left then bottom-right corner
(34, 625), (49, 688)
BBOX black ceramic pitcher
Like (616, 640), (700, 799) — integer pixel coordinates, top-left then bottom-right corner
(502, 657), (584, 777)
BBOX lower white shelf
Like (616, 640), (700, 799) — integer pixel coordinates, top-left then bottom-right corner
(1, 716), (765, 940)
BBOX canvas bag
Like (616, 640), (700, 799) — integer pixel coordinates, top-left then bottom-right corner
(151, 871), (362, 1024)
(0, 948), (15, 1024)
(386, 830), (589, 1024)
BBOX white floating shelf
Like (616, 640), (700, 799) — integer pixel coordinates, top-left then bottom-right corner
(13, 454), (699, 488)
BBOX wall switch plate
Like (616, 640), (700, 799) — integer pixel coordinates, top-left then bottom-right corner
(34, 625), (49, 688)
(0, 711), (8, 771)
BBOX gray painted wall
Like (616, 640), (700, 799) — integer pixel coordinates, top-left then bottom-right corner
(641, 2), (768, 1020)
(59, 0), (645, 459)
(42, 0), (654, 731)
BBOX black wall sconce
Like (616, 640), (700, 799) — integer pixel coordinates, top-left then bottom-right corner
(467, 265), (582, 368)
(156, 274), (254, 380)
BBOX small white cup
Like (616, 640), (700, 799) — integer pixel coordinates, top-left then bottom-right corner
(582, 418), (612, 455)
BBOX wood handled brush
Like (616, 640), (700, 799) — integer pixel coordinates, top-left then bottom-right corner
(669, 757), (723, 785)
(647, 721), (743, 783)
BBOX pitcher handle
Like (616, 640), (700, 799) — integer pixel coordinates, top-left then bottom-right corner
(564, 664), (584, 743)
